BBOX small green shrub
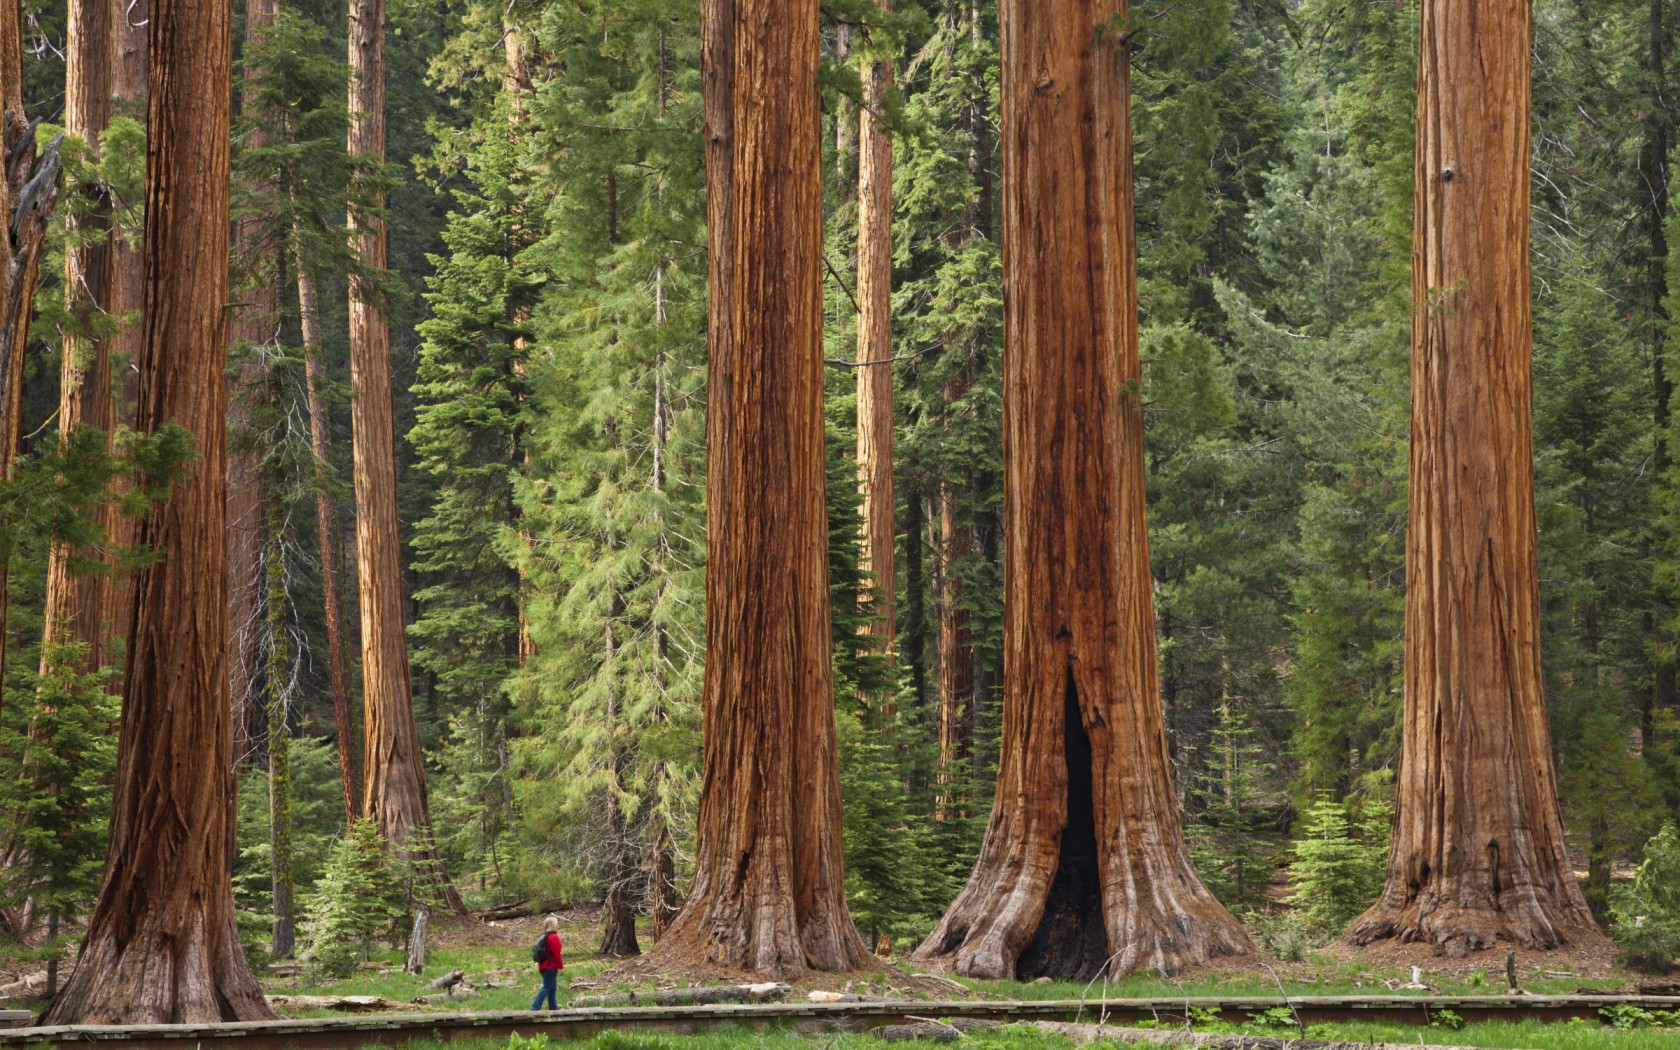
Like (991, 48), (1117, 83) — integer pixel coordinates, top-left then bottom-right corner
(305, 818), (407, 976)
(1613, 823), (1680, 972)
(1428, 1009), (1464, 1031)
(1285, 793), (1387, 934)
(1248, 911), (1317, 961)
(1601, 1004), (1659, 1030)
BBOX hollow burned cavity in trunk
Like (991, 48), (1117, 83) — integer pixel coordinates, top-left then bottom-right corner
(1017, 675), (1106, 980)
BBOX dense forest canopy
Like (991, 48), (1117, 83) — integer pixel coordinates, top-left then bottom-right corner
(2, 0), (1680, 1015)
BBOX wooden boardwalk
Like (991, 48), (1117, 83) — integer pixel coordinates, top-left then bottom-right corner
(2, 995), (1678, 1048)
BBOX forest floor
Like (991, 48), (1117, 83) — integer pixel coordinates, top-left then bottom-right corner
(240, 905), (1648, 1016)
(2, 906), (1672, 1048)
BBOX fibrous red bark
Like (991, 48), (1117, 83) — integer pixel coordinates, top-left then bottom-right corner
(855, 0), (896, 690)
(912, 0), (1251, 980)
(347, 0), (462, 912)
(39, 0), (118, 675)
(39, 0), (274, 1021)
(1344, 0), (1602, 957)
(226, 0), (282, 763)
(635, 0), (866, 977)
(0, 1), (66, 715)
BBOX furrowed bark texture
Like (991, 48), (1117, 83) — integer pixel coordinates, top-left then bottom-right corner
(855, 0), (896, 683)
(347, 0), (460, 911)
(39, 0), (274, 1022)
(912, 0), (1251, 980)
(40, 0), (117, 673)
(227, 0), (281, 760)
(0, 2), (65, 712)
(641, 0), (866, 977)
(104, 0), (145, 652)
(295, 242), (357, 827)
(1345, 0), (1601, 956)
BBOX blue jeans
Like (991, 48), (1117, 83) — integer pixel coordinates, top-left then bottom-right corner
(531, 968), (558, 1010)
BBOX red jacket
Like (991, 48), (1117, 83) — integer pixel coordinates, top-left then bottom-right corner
(539, 931), (564, 971)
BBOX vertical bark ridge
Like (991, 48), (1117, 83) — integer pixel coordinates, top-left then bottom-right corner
(40, 0), (273, 1021)
(103, 0), (145, 653)
(635, 0), (866, 977)
(40, 0), (116, 675)
(856, 0), (897, 704)
(347, 0), (462, 911)
(227, 0), (282, 766)
(1346, 0), (1601, 956)
(912, 0), (1250, 980)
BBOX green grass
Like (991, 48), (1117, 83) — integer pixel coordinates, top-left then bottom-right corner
(315, 1016), (1680, 1050)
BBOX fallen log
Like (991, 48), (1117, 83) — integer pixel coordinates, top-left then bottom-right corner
(266, 994), (406, 1013)
(0, 972), (47, 1001)
(1030, 1022), (1528, 1050)
(571, 983), (791, 1008)
(474, 898), (585, 923)
(868, 1019), (998, 1043)
(422, 969), (465, 994)
(413, 988), (480, 1005)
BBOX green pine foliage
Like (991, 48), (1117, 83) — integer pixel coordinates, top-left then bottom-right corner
(1614, 824), (1680, 972)
(1285, 793), (1388, 936)
(305, 819), (409, 977)
(1185, 701), (1276, 915)
(0, 636), (119, 950)
(508, 0), (707, 908)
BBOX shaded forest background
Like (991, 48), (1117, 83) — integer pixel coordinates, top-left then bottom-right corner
(2, 0), (1678, 963)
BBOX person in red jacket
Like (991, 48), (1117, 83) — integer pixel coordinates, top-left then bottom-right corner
(530, 916), (564, 1010)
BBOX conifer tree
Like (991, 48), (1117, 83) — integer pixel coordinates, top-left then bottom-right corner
(508, 0), (705, 950)
(914, 0), (1249, 979)
(1347, 0), (1602, 955)
(42, 0), (275, 1019)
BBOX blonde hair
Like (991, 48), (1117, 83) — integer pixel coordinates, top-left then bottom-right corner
(543, 916), (559, 932)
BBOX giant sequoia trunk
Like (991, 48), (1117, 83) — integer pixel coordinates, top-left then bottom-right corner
(911, 0), (1251, 980)
(1344, 0), (1601, 957)
(39, 0), (274, 1022)
(346, 0), (462, 911)
(855, 0), (896, 683)
(638, 0), (866, 977)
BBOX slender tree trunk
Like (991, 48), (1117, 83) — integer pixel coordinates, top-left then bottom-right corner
(347, 0), (462, 911)
(913, 0), (1250, 980)
(936, 448), (973, 817)
(295, 239), (357, 827)
(1345, 0), (1602, 956)
(599, 603), (640, 957)
(40, 0), (117, 675)
(1648, 0), (1673, 751)
(227, 0), (281, 768)
(264, 489), (295, 958)
(934, 0), (986, 816)
(856, 0), (896, 704)
(104, 0), (146, 653)
(639, 0), (866, 977)
(0, 4), (65, 724)
(40, 0), (274, 1019)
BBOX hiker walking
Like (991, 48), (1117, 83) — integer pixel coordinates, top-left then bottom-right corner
(530, 916), (564, 1010)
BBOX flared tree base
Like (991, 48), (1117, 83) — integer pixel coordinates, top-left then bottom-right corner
(627, 893), (871, 980)
(1346, 893), (1607, 959)
(41, 916), (273, 1025)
